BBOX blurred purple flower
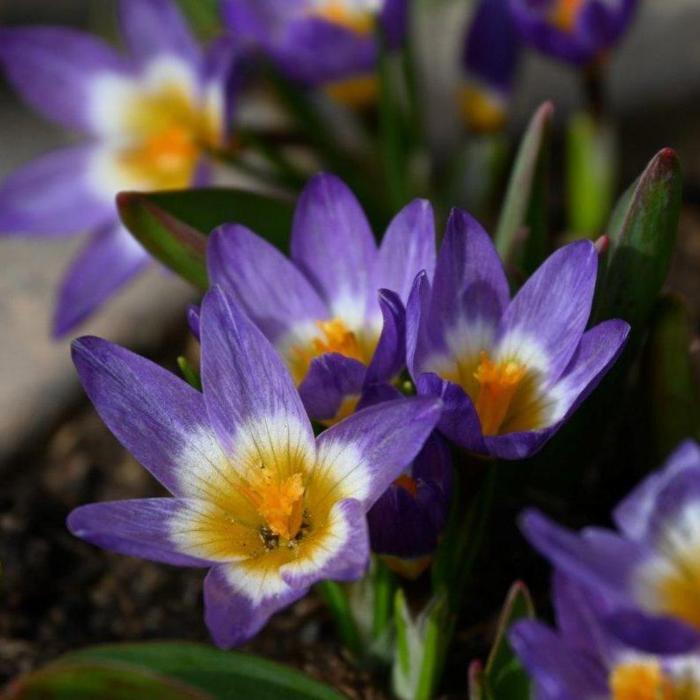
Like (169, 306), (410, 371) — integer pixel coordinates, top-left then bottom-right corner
(207, 172), (436, 424)
(67, 286), (441, 648)
(508, 0), (639, 65)
(460, 0), (521, 132)
(521, 440), (700, 655)
(406, 209), (629, 459)
(510, 573), (700, 699)
(0, 0), (234, 336)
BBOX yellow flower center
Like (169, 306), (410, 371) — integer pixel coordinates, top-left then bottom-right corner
(458, 84), (507, 134)
(308, 1), (376, 34)
(324, 75), (378, 109)
(610, 662), (675, 700)
(550, 0), (586, 32)
(288, 318), (378, 386)
(473, 351), (527, 436)
(117, 79), (221, 190)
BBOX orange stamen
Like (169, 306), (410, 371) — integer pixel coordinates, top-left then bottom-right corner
(308, 1), (375, 34)
(473, 351), (526, 436)
(610, 662), (674, 700)
(241, 471), (305, 541)
(141, 125), (198, 173)
(550, 0), (585, 32)
(394, 474), (418, 497)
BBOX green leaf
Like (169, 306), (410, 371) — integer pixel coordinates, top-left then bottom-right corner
(178, 356), (202, 391)
(595, 148), (682, 333)
(175, 0), (221, 38)
(470, 581), (534, 700)
(566, 112), (617, 238)
(5, 660), (213, 700)
(643, 294), (700, 460)
(495, 102), (553, 268)
(55, 642), (345, 700)
(117, 188), (294, 288)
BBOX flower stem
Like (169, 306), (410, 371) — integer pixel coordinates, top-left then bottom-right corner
(316, 580), (363, 658)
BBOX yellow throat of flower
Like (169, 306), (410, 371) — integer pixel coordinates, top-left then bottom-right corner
(308, 1), (376, 34)
(473, 351), (526, 436)
(240, 470), (306, 543)
(550, 0), (586, 32)
(610, 662), (675, 700)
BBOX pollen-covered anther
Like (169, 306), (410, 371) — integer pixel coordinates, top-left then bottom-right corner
(312, 319), (364, 360)
(609, 662), (674, 700)
(550, 0), (586, 32)
(142, 125), (198, 172)
(308, 1), (375, 34)
(394, 474), (418, 497)
(473, 351), (526, 436)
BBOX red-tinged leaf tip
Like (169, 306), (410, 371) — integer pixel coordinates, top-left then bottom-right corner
(594, 234), (610, 256)
(116, 190), (138, 210)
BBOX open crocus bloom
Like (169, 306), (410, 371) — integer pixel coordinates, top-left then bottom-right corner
(67, 286), (441, 647)
(222, 0), (406, 104)
(208, 173), (436, 424)
(508, 0), (639, 65)
(510, 573), (700, 700)
(406, 209), (629, 459)
(0, 0), (231, 336)
(521, 441), (700, 656)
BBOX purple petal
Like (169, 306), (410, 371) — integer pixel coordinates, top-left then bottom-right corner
(291, 174), (376, 324)
(0, 27), (131, 133)
(298, 353), (366, 422)
(0, 146), (114, 236)
(207, 224), (327, 343)
(281, 498), (369, 588)
(53, 225), (150, 337)
(604, 609), (700, 656)
(415, 373), (486, 454)
(119, 0), (201, 67)
(316, 396), (442, 510)
(380, 0), (409, 49)
(376, 199), (436, 304)
(484, 425), (561, 460)
(365, 289), (406, 385)
(199, 286), (313, 454)
(614, 440), (700, 540)
(499, 241), (597, 382)
(67, 498), (213, 567)
(406, 271), (443, 377)
(204, 563), (307, 648)
(645, 466), (700, 547)
(428, 208), (509, 345)
(355, 382), (403, 412)
(71, 336), (217, 496)
(187, 304), (201, 341)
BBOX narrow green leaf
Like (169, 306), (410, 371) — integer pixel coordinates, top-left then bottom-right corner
(6, 660), (213, 700)
(596, 148), (682, 333)
(643, 294), (700, 460)
(117, 188), (295, 288)
(178, 356), (202, 391)
(316, 580), (363, 657)
(61, 643), (345, 700)
(495, 102), (553, 266)
(566, 112), (617, 238)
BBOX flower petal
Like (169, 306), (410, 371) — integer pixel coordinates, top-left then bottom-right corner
(199, 286), (314, 454)
(119, 0), (201, 67)
(604, 609), (700, 656)
(376, 199), (436, 304)
(207, 223), (327, 343)
(53, 226), (150, 337)
(0, 146), (114, 236)
(365, 289), (406, 385)
(499, 240), (597, 381)
(71, 336), (223, 497)
(203, 563), (307, 648)
(0, 27), (131, 133)
(315, 396), (442, 510)
(281, 498), (369, 588)
(298, 353), (366, 422)
(67, 498), (214, 567)
(291, 173), (376, 327)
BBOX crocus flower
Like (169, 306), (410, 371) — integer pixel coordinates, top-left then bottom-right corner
(367, 430), (452, 577)
(406, 209), (630, 460)
(0, 0), (232, 336)
(67, 286), (441, 647)
(510, 573), (700, 699)
(460, 0), (521, 133)
(207, 172), (436, 424)
(508, 0), (639, 65)
(222, 0), (407, 106)
(520, 440), (700, 653)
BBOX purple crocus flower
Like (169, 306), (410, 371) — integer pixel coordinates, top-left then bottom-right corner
(207, 172), (436, 425)
(367, 430), (452, 577)
(406, 210), (630, 460)
(67, 286), (441, 647)
(520, 440), (700, 655)
(510, 573), (700, 699)
(508, 0), (639, 65)
(460, 0), (521, 133)
(222, 0), (407, 106)
(0, 0), (232, 336)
